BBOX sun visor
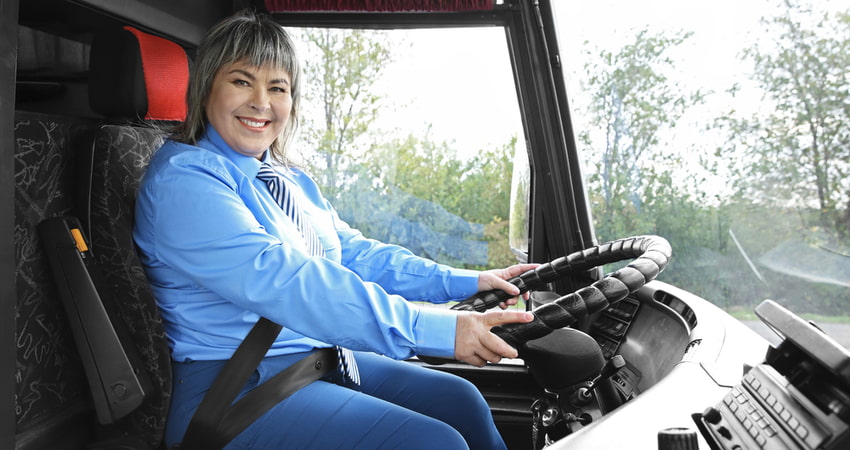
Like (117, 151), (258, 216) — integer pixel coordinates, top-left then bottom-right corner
(264, 0), (494, 12)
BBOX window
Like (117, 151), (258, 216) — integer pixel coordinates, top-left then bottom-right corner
(290, 26), (527, 272)
(556, 0), (850, 337)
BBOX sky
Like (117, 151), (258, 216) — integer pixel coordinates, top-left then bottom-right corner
(372, 27), (520, 155)
(555, 0), (800, 125)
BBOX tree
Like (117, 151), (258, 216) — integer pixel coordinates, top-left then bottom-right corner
(367, 132), (514, 225)
(576, 29), (758, 303)
(578, 29), (705, 241)
(364, 132), (518, 268)
(294, 28), (395, 196)
(718, 0), (850, 235)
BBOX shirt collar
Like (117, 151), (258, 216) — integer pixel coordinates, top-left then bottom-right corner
(199, 124), (264, 178)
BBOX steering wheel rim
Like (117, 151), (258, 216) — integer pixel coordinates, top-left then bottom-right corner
(453, 235), (672, 348)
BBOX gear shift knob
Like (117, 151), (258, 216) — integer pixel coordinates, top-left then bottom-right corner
(521, 328), (605, 390)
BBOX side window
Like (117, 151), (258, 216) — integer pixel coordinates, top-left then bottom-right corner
(558, 3), (850, 325)
(509, 143), (530, 262)
(290, 27), (527, 271)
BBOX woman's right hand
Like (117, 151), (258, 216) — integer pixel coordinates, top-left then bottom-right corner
(454, 310), (534, 367)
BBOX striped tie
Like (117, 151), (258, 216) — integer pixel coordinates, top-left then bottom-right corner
(257, 162), (360, 385)
(257, 163), (325, 257)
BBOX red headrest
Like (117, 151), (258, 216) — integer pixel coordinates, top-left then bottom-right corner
(89, 27), (189, 121)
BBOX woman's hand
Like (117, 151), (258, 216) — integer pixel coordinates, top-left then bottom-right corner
(477, 263), (538, 309)
(454, 310), (534, 367)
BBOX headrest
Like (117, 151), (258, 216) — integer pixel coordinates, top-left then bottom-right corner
(89, 27), (189, 121)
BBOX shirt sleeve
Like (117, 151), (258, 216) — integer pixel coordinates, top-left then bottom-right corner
(135, 146), (462, 360)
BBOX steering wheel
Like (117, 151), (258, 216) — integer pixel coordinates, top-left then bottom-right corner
(453, 235), (671, 348)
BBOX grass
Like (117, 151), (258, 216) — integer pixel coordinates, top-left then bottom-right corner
(726, 307), (850, 324)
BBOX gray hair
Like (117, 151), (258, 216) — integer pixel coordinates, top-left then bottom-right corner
(173, 10), (301, 164)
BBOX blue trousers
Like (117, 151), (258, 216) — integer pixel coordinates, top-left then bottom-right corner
(165, 351), (507, 449)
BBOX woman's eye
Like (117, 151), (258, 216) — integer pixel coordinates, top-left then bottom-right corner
(270, 86), (289, 94)
(233, 79), (249, 87)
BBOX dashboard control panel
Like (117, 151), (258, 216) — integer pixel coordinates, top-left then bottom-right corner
(592, 296), (640, 359)
(695, 300), (850, 449)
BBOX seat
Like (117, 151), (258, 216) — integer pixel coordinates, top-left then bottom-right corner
(75, 26), (188, 448)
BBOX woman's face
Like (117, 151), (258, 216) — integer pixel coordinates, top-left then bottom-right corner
(205, 60), (292, 159)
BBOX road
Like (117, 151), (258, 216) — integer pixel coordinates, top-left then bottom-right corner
(741, 320), (850, 350)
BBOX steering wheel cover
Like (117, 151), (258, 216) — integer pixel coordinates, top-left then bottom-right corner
(454, 236), (671, 348)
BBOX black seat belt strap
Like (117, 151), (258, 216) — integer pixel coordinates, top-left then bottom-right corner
(179, 318), (335, 450)
(217, 347), (336, 443)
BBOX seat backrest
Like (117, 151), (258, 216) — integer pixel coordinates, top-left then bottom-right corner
(78, 26), (189, 449)
(80, 25), (189, 237)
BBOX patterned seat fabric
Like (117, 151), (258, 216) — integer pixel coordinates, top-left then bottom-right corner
(14, 114), (95, 440)
(85, 125), (171, 448)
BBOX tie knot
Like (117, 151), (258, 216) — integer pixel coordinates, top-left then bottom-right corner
(257, 162), (278, 181)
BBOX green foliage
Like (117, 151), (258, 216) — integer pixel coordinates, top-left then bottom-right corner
(579, 29), (714, 271)
(294, 28), (394, 195)
(579, 28), (705, 243)
(292, 8), (850, 313)
(364, 133), (515, 225)
(702, 0), (850, 314)
(716, 0), (850, 234)
(364, 133), (518, 269)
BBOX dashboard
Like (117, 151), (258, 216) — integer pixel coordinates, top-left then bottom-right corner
(551, 282), (850, 449)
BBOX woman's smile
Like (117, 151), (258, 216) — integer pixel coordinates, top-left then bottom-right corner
(238, 117), (271, 129)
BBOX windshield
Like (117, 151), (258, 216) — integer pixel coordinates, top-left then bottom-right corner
(558, 0), (850, 327)
(283, 0), (849, 329)
(289, 26), (526, 272)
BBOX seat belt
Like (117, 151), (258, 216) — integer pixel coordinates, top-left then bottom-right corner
(178, 318), (336, 450)
(38, 217), (151, 424)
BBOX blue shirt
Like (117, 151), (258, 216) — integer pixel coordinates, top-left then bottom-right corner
(133, 126), (480, 362)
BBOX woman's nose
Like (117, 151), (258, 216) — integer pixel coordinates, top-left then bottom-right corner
(249, 89), (270, 111)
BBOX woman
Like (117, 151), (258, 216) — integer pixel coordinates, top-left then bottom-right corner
(134, 10), (534, 449)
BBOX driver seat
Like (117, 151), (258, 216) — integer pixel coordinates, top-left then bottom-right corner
(76, 26), (190, 448)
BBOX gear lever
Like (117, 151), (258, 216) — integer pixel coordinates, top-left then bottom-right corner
(521, 328), (606, 390)
(572, 355), (625, 411)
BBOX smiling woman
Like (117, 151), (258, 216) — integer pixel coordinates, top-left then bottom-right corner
(204, 62), (293, 159)
(173, 11), (302, 164)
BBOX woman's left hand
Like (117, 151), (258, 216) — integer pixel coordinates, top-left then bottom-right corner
(477, 263), (539, 309)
